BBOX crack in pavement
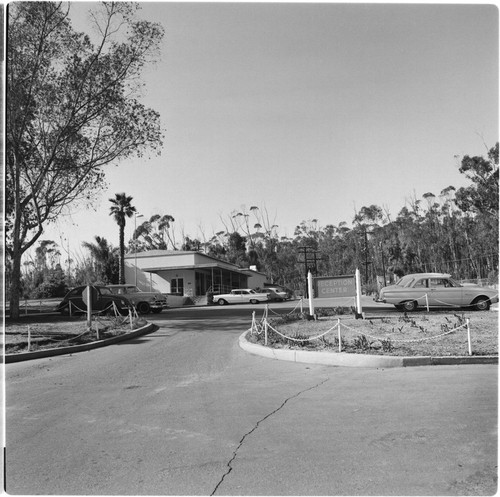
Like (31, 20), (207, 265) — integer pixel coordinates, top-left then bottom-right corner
(210, 378), (330, 496)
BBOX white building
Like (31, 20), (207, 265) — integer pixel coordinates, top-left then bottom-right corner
(125, 250), (268, 303)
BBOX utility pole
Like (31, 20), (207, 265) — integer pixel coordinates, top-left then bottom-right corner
(298, 246), (319, 297)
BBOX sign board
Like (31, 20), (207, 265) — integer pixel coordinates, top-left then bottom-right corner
(307, 269), (362, 317)
(313, 275), (356, 299)
(82, 285), (98, 308)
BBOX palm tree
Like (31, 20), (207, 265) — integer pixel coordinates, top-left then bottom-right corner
(109, 193), (136, 284)
(82, 236), (118, 283)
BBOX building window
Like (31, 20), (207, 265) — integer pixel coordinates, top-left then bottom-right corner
(171, 278), (184, 295)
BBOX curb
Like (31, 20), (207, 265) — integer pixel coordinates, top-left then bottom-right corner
(239, 331), (498, 368)
(5, 323), (156, 364)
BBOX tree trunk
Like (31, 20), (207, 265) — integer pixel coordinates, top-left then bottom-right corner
(9, 250), (22, 320)
(119, 224), (125, 284)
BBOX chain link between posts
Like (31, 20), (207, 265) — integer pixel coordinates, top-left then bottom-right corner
(19, 301), (140, 345)
(249, 307), (471, 345)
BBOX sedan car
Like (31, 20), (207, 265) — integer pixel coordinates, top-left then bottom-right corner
(212, 289), (271, 305)
(265, 287), (290, 301)
(56, 285), (132, 315)
(377, 273), (499, 311)
(106, 284), (167, 314)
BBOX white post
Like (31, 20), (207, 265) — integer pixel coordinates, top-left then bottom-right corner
(300, 298), (303, 313)
(337, 318), (341, 353)
(264, 319), (268, 346)
(129, 308), (134, 330)
(308, 271), (314, 317)
(251, 311), (255, 334)
(425, 294), (429, 312)
(466, 318), (472, 356)
(96, 322), (100, 340)
(355, 268), (362, 316)
(86, 286), (92, 329)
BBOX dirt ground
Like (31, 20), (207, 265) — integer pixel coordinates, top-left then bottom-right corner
(249, 309), (499, 356)
(4, 314), (146, 354)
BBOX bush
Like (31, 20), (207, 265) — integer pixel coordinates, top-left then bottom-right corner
(32, 279), (68, 299)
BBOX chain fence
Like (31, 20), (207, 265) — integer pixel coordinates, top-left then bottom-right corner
(250, 303), (474, 356)
(7, 302), (141, 352)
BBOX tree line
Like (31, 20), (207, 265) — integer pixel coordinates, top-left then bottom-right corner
(13, 142), (499, 300)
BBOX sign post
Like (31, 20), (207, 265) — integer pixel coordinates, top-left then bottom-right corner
(355, 268), (363, 317)
(83, 285), (98, 329)
(307, 271), (315, 317)
(85, 286), (92, 328)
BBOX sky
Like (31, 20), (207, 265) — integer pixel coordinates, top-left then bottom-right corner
(41, 1), (499, 259)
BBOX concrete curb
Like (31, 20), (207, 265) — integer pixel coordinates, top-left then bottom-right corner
(5, 323), (156, 364)
(239, 331), (498, 368)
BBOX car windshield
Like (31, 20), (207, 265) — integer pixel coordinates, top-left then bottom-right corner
(100, 288), (113, 295)
(395, 275), (415, 288)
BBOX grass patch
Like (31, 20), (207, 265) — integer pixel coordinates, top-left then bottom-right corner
(247, 310), (498, 356)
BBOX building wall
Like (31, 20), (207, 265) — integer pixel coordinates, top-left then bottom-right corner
(247, 270), (267, 289)
(124, 251), (269, 297)
(124, 262), (169, 293)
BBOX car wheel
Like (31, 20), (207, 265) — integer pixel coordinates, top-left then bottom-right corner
(137, 302), (151, 314)
(250, 299), (259, 304)
(473, 297), (490, 311)
(217, 299), (227, 305)
(402, 300), (417, 312)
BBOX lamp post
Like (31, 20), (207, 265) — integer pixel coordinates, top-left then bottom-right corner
(134, 213), (144, 286)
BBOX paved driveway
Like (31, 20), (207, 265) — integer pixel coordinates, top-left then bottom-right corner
(5, 307), (497, 495)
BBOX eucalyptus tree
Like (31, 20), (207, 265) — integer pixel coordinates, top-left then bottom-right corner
(109, 193), (136, 284)
(6, 2), (164, 317)
(455, 143), (499, 220)
(134, 214), (176, 250)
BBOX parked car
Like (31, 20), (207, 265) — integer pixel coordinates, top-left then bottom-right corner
(377, 273), (499, 311)
(265, 287), (290, 301)
(106, 284), (167, 314)
(212, 289), (271, 305)
(56, 286), (132, 315)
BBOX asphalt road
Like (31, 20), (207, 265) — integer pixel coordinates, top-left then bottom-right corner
(5, 304), (498, 495)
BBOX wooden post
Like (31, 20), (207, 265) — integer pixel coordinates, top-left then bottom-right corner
(466, 318), (472, 356)
(355, 268), (362, 317)
(425, 294), (429, 312)
(308, 271), (314, 317)
(337, 318), (341, 353)
(86, 286), (92, 329)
